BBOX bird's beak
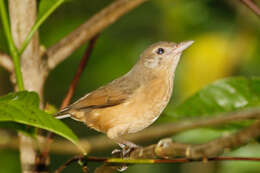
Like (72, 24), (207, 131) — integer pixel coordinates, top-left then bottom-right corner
(173, 40), (194, 54)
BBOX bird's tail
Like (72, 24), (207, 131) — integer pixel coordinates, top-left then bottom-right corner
(55, 107), (71, 119)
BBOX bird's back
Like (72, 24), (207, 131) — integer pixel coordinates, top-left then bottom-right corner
(59, 72), (141, 122)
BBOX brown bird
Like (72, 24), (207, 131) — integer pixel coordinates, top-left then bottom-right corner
(56, 41), (193, 154)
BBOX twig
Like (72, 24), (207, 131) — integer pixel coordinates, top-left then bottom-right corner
(55, 119), (260, 172)
(40, 35), (99, 168)
(131, 120), (260, 159)
(0, 52), (13, 72)
(54, 108), (260, 154)
(240, 0), (260, 16)
(2, 108), (260, 154)
(55, 155), (260, 173)
(60, 34), (99, 109)
(46, 0), (148, 70)
(54, 156), (82, 173)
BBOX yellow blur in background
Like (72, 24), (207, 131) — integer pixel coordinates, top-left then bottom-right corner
(180, 32), (257, 99)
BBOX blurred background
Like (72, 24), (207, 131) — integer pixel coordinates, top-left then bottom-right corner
(1, 0), (260, 172)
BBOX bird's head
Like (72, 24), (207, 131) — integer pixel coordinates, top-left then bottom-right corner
(138, 41), (194, 72)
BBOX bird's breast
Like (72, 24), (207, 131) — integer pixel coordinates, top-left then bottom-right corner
(132, 76), (173, 129)
(84, 75), (173, 136)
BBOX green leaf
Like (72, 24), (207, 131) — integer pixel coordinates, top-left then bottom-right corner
(19, 0), (67, 54)
(161, 77), (260, 124)
(0, 91), (84, 153)
(219, 144), (260, 173)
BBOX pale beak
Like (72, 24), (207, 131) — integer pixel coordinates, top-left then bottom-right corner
(174, 40), (194, 54)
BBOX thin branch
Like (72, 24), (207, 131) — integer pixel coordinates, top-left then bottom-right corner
(54, 156), (81, 173)
(1, 108), (260, 154)
(46, 0), (148, 70)
(52, 108), (260, 154)
(55, 155), (90, 173)
(0, 52), (13, 72)
(40, 35), (99, 167)
(240, 0), (260, 16)
(60, 34), (99, 109)
(55, 155), (260, 173)
(90, 119), (260, 173)
(130, 120), (260, 159)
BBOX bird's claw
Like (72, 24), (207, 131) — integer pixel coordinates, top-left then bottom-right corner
(112, 144), (139, 157)
(111, 144), (140, 172)
(111, 148), (122, 155)
(117, 165), (128, 172)
(121, 145), (136, 157)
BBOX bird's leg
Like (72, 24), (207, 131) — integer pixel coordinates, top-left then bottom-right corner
(108, 127), (139, 157)
(118, 141), (139, 157)
(111, 138), (140, 172)
(112, 138), (140, 157)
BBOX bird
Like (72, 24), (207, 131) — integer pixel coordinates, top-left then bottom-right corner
(56, 40), (193, 155)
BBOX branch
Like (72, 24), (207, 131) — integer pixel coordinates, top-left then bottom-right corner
(131, 120), (260, 159)
(38, 35), (99, 170)
(60, 34), (99, 109)
(59, 108), (260, 154)
(46, 0), (148, 70)
(54, 155), (90, 173)
(8, 0), (41, 173)
(2, 109), (260, 154)
(240, 0), (260, 16)
(0, 52), (13, 72)
(55, 155), (260, 173)
(86, 119), (260, 173)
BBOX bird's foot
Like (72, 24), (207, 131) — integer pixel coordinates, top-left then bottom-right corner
(111, 148), (122, 158)
(117, 165), (128, 172)
(112, 143), (140, 157)
(111, 143), (140, 172)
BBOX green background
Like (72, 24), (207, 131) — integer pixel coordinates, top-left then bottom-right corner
(1, 0), (260, 172)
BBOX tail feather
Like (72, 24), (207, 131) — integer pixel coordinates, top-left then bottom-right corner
(55, 107), (71, 119)
(56, 114), (71, 119)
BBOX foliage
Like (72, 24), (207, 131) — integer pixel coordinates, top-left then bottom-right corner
(161, 77), (260, 127)
(0, 91), (82, 152)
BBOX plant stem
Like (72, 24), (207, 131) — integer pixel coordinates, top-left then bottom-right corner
(19, 0), (64, 55)
(12, 54), (24, 90)
(0, 0), (24, 90)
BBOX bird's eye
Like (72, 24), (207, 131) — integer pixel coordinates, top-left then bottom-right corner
(156, 48), (164, 55)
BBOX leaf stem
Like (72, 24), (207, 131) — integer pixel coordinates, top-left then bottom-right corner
(19, 0), (64, 55)
(0, 0), (24, 90)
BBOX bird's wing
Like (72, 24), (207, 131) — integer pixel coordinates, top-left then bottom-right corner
(71, 86), (129, 110)
(66, 77), (139, 112)
(55, 85), (130, 119)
